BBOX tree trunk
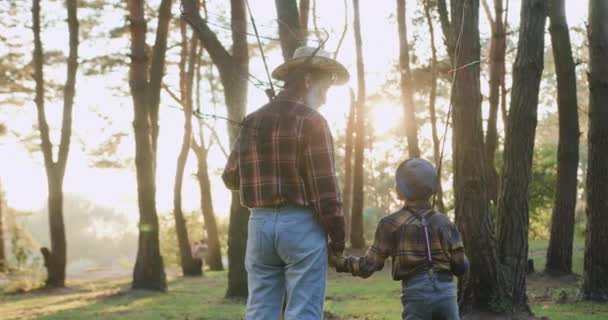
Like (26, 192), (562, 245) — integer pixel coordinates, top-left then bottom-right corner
(173, 21), (202, 277)
(32, 0), (78, 288)
(275, 0), (301, 61)
(342, 90), (356, 243)
(397, 0), (420, 158)
(224, 0), (249, 299)
(423, 0), (446, 213)
(545, 0), (579, 276)
(483, 0), (506, 205)
(350, 0), (366, 250)
(446, 0), (509, 313)
(497, 0), (547, 313)
(182, 0), (249, 298)
(128, 0), (172, 291)
(192, 142), (224, 271)
(582, 0), (608, 302)
(44, 179), (67, 287)
(299, 0), (309, 44)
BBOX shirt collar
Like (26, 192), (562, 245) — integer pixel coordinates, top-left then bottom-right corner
(404, 199), (432, 211)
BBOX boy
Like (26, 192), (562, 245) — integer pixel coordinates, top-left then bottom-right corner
(331, 158), (469, 320)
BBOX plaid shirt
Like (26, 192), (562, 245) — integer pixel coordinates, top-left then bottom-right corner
(342, 202), (468, 281)
(222, 94), (345, 249)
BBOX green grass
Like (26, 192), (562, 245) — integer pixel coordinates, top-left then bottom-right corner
(1, 239), (607, 320)
(529, 236), (585, 274)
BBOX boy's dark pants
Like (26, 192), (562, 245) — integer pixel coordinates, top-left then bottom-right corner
(401, 273), (460, 320)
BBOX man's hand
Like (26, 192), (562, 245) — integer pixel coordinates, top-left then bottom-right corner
(328, 246), (350, 273)
(329, 241), (345, 256)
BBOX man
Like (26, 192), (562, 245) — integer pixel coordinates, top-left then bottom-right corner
(222, 46), (349, 319)
(331, 158), (469, 320)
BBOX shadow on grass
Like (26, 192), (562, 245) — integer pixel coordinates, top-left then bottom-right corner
(1, 273), (246, 320)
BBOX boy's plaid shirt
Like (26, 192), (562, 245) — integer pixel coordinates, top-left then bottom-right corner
(222, 95), (345, 249)
(343, 204), (468, 280)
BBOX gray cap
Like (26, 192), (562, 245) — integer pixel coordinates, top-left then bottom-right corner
(395, 158), (438, 201)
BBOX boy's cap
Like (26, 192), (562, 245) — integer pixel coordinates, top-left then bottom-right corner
(396, 158), (438, 201)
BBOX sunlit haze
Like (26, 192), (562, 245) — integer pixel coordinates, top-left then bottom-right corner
(0, 0), (589, 228)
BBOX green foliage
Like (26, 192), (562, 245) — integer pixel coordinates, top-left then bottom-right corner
(528, 143), (558, 240)
(9, 225), (40, 271)
(158, 211), (207, 267)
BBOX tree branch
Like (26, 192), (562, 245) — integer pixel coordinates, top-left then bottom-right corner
(148, 0), (173, 154)
(436, 0), (451, 54)
(57, 0), (79, 176)
(333, 0), (348, 59)
(32, 0), (54, 173)
(181, 0), (232, 81)
(481, 0), (495, 26)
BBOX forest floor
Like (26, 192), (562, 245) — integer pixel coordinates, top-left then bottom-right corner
(1, 240), (607, 320)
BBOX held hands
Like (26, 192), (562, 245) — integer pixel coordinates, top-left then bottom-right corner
(328, 246), (350, 273)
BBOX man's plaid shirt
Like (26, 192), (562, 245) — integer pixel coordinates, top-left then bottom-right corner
(222, 94), (345, 249)
(342, 202), (468, 281)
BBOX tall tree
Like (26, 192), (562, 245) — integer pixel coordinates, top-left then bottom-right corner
(350, 0), (366, 250)
(32, 0), (78, 287)
(482, 0), (507, 204)
(497, 0), (547, 312)
(396, 0), (420, 158)
(582, 0), (608, 302)
(127, 0), (172, 291)
(342, 90), (356, 243)
(439, 0), (508, 313)
(172, 21), (202, 277)
(191, 129), (224, 271)
(545, 0), (580, 276)
(422, 0), (446, 213)
(182, 0), (250, 298)
(275, 0), (301, 61)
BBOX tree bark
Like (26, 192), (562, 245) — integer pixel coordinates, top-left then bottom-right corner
(397, 0), (420, 158)
(128, 0), (172, 291)
(182, 0), (250, 298)
(497, 0), (547, 313)
(32, 0), (78, 288)
(582, 0), (608, 302)
(446, 0), (509, 313)
(350, 0), (366, 250)
(148, 0), (173, 156)
(192, 139), (224, 271)
(545, 0), (579, 276)
(483, 0), (506, 205)
(423, 0), (446, 213)
(275, 0), (301, 61)
(342, 90), (356, 243)
(299, 0), (310, 44)
(173, 21), (202, 277)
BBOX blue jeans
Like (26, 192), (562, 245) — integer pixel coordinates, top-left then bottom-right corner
(245, 206), (328, 320)
(401, 273), (460, 320)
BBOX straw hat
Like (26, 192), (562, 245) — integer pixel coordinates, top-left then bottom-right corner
(271, 46), (350, 85)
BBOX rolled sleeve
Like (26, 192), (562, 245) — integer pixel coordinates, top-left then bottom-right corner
(222, 130), (241, 191)
(444, 223), (469, 276)
(347, 220), (392, 278)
